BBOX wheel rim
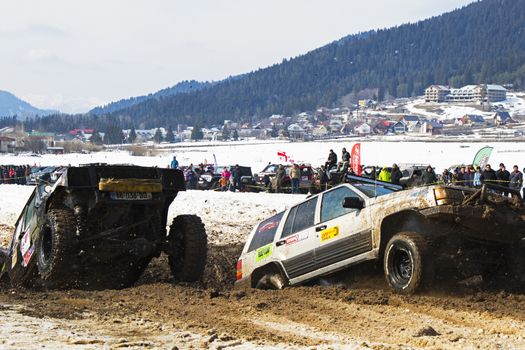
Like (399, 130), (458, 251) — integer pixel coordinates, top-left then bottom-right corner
(389, 245), (413, 286)
(40, 226), (53, 266)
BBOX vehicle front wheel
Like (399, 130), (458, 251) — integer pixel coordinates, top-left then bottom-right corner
(384, 232), (433, 295)
(167, 215), (207, 282)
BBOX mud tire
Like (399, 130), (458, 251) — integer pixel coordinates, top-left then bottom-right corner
(37, 209), (78, 289)
(255, 272), (286, 290)
(168, 215), (207, 282)
(384, 232), (434, 295)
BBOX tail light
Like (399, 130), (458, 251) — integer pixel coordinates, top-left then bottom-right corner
(236, 259), (243, 280)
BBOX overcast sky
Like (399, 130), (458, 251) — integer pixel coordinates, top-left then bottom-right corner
(0, 0), (474, 113)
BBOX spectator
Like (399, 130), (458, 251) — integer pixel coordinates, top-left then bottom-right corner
(319, 165), (329, 191)
(290, 163), (300, 194)
(325, 150), (337, 170)
(480, 164), (497, 185)
(391, 164), (403, 185)
(219, 176), (229, 192)
(473, 166), (482, 187)
(421, 166), (437, 185)
(464, 165), (475, 187)
(230, 165), (241, 192)
(496, 163), (510, 187)
(378, 167), (391, 182)
(509, 165), (523, 190)
(275, 164), (286, 193)
(441, 169), (452, 184)
(185, 164), (197, 190)
(170, 156), (179, 169)
(337, 148), (350, 172)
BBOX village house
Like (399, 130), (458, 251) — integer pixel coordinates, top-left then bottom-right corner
(0, 136), (16, 153)
(493, 111), (514, 126)
(287, 124), (305, 139)
(354, 123), (371, 136)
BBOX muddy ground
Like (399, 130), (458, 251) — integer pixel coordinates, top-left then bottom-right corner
(2, 237), (525, 349)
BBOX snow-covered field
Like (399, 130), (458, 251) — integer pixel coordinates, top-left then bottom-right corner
(3, 140), (525, 175)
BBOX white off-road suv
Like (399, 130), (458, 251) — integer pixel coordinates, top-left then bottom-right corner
(235, 177), (525, 294)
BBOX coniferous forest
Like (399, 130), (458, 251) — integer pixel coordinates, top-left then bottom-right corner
(16, 0), (525, 133)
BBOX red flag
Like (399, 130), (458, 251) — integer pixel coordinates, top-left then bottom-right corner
(351, 143), (361, 176)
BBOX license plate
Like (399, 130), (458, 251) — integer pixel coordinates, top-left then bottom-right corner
(301, 176), (308, 181)
(110, 192), (152, 201)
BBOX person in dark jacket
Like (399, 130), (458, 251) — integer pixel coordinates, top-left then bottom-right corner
(390, 164), (403, 185)
(274, 164), (286, 193)
(319, 165), (329, 191)
(231, 164), (241, 192)
(441, 169), (452, 184)
(496, 163), (510, 187)
(509, 165), (523, 190)
(421, 166), (437, 185)
(480, 164), (497, 185)
(337, 148), (351, 172)
(325, 150), (337, 170)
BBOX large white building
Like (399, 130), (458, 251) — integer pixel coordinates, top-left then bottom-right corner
(424, 85), (450, 102)
(425, 84), (507, 104)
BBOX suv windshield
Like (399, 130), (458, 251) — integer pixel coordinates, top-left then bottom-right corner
(353, 184), (397, 197)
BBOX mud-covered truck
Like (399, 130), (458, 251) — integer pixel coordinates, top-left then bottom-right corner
(0, 164), (207, 290)
(236, 176), (525, 294)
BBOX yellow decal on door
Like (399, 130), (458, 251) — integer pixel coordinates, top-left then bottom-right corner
(320, 226), (339, 242)
(255, 244), (273, 262)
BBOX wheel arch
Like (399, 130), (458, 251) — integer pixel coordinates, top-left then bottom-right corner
(250, 261), (288, 288)
(378, 210), (430, 258)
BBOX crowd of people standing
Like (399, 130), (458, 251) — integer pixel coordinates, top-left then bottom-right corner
(0, 165), (32, 185)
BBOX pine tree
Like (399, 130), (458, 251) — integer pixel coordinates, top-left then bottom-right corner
(222, 124), (230, 140)
(270, 124), (278, 138)
(128, 126), (137, 143)
(191, 124), (203, 140)
(165, 126), (175, 143)
(90, 131), (103, 145)
(153, 128), (164, 143)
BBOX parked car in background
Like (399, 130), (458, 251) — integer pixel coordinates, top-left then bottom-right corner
(253, 163), (314, 193)
(197, 165), (254, 191)
(26, 166), (57, 185)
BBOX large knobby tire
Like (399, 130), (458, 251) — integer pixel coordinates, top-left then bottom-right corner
(384, 232), (434, 295)
(37, 209), (78, 289)
(168, 215), (207, 282)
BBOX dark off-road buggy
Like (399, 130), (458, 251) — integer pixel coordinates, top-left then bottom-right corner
(0, 164), (207, 290)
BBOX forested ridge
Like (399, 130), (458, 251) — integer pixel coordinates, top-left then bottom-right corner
(16, 0), (525, 132)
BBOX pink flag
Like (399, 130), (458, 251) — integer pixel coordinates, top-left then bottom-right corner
(351, 143), (361, 176)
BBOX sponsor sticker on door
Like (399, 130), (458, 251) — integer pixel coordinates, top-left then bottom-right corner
(255, 244), (273, 262)
(285, 232), (309, 246)
(20, 230), (31, 256)
(22, 245), (35, 267)
(320, 226), (339, 242)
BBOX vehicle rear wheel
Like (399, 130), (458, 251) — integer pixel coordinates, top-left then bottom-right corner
(384, 232), (433, 295)
(255, 272), (285, 290)
(168, 215), (207, 282)
(37, 209), (78, 289)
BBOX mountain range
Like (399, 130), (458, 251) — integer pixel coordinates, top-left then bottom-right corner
(0, 91), (57, 119)
(18, 0), (525, 133)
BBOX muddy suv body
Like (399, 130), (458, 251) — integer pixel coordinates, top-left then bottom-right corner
(236, 177), (525, 294)
(0, 164), (207, 290)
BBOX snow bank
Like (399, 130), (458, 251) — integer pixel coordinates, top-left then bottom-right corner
(0, 184), (304, 248)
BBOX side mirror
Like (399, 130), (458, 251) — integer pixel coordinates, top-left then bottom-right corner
(342, 197), (364, 210)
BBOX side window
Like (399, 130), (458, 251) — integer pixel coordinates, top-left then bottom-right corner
(292, 197), (318, 235)
(280, 197), (319, 239)
(321, 187), (361, 222)
(248, 212), (284, 252)
(281, 207), (297, 239)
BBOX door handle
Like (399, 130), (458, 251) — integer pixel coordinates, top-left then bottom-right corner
(316, 225), (327, 232)
(276, 240), (286, 247)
